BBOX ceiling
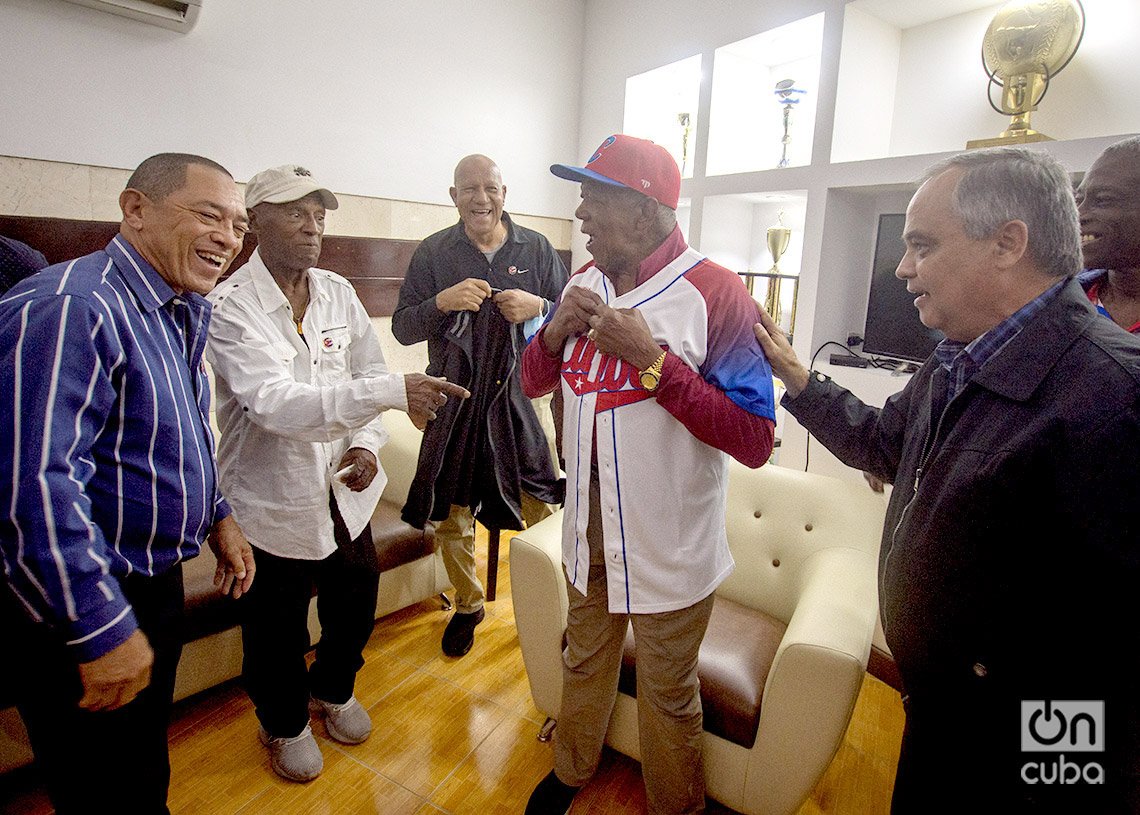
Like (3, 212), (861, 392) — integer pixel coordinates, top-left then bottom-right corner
(847, 0), (1000, 30)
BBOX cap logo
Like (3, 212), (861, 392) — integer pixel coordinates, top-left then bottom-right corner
(293, 166), (312, 177)
(641, 179), (651, 189)
(588, 135), (617, 165)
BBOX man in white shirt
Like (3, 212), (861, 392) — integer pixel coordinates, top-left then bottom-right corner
(206, 165), (466, 783)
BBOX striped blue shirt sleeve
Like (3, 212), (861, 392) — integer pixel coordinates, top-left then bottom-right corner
(1, 291), (139, 660)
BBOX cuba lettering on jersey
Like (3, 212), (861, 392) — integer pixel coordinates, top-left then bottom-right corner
(558, 247), (775, 614)
(563, 333), (660, 411)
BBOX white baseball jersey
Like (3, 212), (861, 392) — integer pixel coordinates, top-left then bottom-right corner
(558, 246), (776, 613)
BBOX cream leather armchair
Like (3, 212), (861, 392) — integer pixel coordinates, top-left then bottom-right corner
(510, 461), (887, 815)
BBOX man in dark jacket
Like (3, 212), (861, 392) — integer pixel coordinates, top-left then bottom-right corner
(393, 154), (566, 656)
(756, 147), (1139, 813)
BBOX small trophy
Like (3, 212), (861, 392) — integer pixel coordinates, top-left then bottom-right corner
(678, 112), (692, 175)
(762, 213), (798, 340)
(773, 79), (806, 168)
(967, 0), (1084, 148)
(766, 215), (792, 276)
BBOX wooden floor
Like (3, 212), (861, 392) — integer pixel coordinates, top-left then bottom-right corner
(0, 536), (904, 814)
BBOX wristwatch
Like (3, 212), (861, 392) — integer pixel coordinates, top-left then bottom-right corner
(639, 351), (667, 392)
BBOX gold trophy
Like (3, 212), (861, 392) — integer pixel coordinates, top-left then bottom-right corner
(967, 0), (1085, 148)
(763, 213), (797, 339)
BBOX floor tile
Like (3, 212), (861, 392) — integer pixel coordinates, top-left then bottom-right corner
(428, 710), (556, 814)
(344, 669), (511, 797)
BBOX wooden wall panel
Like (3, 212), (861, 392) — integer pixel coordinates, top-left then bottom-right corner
(1, 215), (120, 268)
(1, 215), (571, 317)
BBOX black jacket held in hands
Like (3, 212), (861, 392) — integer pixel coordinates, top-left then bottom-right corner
(393, 215), (567, 530)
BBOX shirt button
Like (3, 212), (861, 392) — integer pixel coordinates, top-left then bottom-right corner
(972, 662), (988, 678)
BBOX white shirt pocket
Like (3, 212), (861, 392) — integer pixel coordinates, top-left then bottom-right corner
(317, 326), (351, 379)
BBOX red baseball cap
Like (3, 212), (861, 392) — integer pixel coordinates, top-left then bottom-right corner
(551, 134), (681, 210)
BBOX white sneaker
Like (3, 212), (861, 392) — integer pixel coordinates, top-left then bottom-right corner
(310, 695), (372, 744)
(258, 724), (323, 782)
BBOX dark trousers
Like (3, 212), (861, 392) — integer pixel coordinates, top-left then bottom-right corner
(5, 565), (184, 815)
(240, 496), (380, 739)
(891, 693), (1131, 814)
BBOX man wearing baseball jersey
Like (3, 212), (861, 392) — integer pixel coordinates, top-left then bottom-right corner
(521, 134), (776, 815)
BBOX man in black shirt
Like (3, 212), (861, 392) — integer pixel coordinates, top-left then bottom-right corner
(393, 154), (566, 657)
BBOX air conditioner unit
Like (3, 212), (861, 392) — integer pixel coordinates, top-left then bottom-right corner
(60, 0), (202, 33)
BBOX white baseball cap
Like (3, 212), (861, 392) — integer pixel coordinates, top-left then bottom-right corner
(244, 164), (339, 210)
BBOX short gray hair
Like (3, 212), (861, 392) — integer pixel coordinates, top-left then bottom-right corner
(921, 146), (1080, 278)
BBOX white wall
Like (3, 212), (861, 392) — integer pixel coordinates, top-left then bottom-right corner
(577, 0), (842, 159)
(698, 196), (756, 273)
(0, 0), (585, 218)
(831, 5), (899, 163)
(574, 0), (843, 265)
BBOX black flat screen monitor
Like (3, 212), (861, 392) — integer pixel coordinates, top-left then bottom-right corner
(862, 213), (942, 363)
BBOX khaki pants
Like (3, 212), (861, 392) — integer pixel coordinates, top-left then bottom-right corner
(553, 476), (714, 815)
(436, 491), (553, 614)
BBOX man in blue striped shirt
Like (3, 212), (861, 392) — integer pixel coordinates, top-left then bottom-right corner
(0, 153), (256, 814)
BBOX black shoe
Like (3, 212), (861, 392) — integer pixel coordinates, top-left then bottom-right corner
(441, 606), (485, 657)
(525, 770), (580, 815)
